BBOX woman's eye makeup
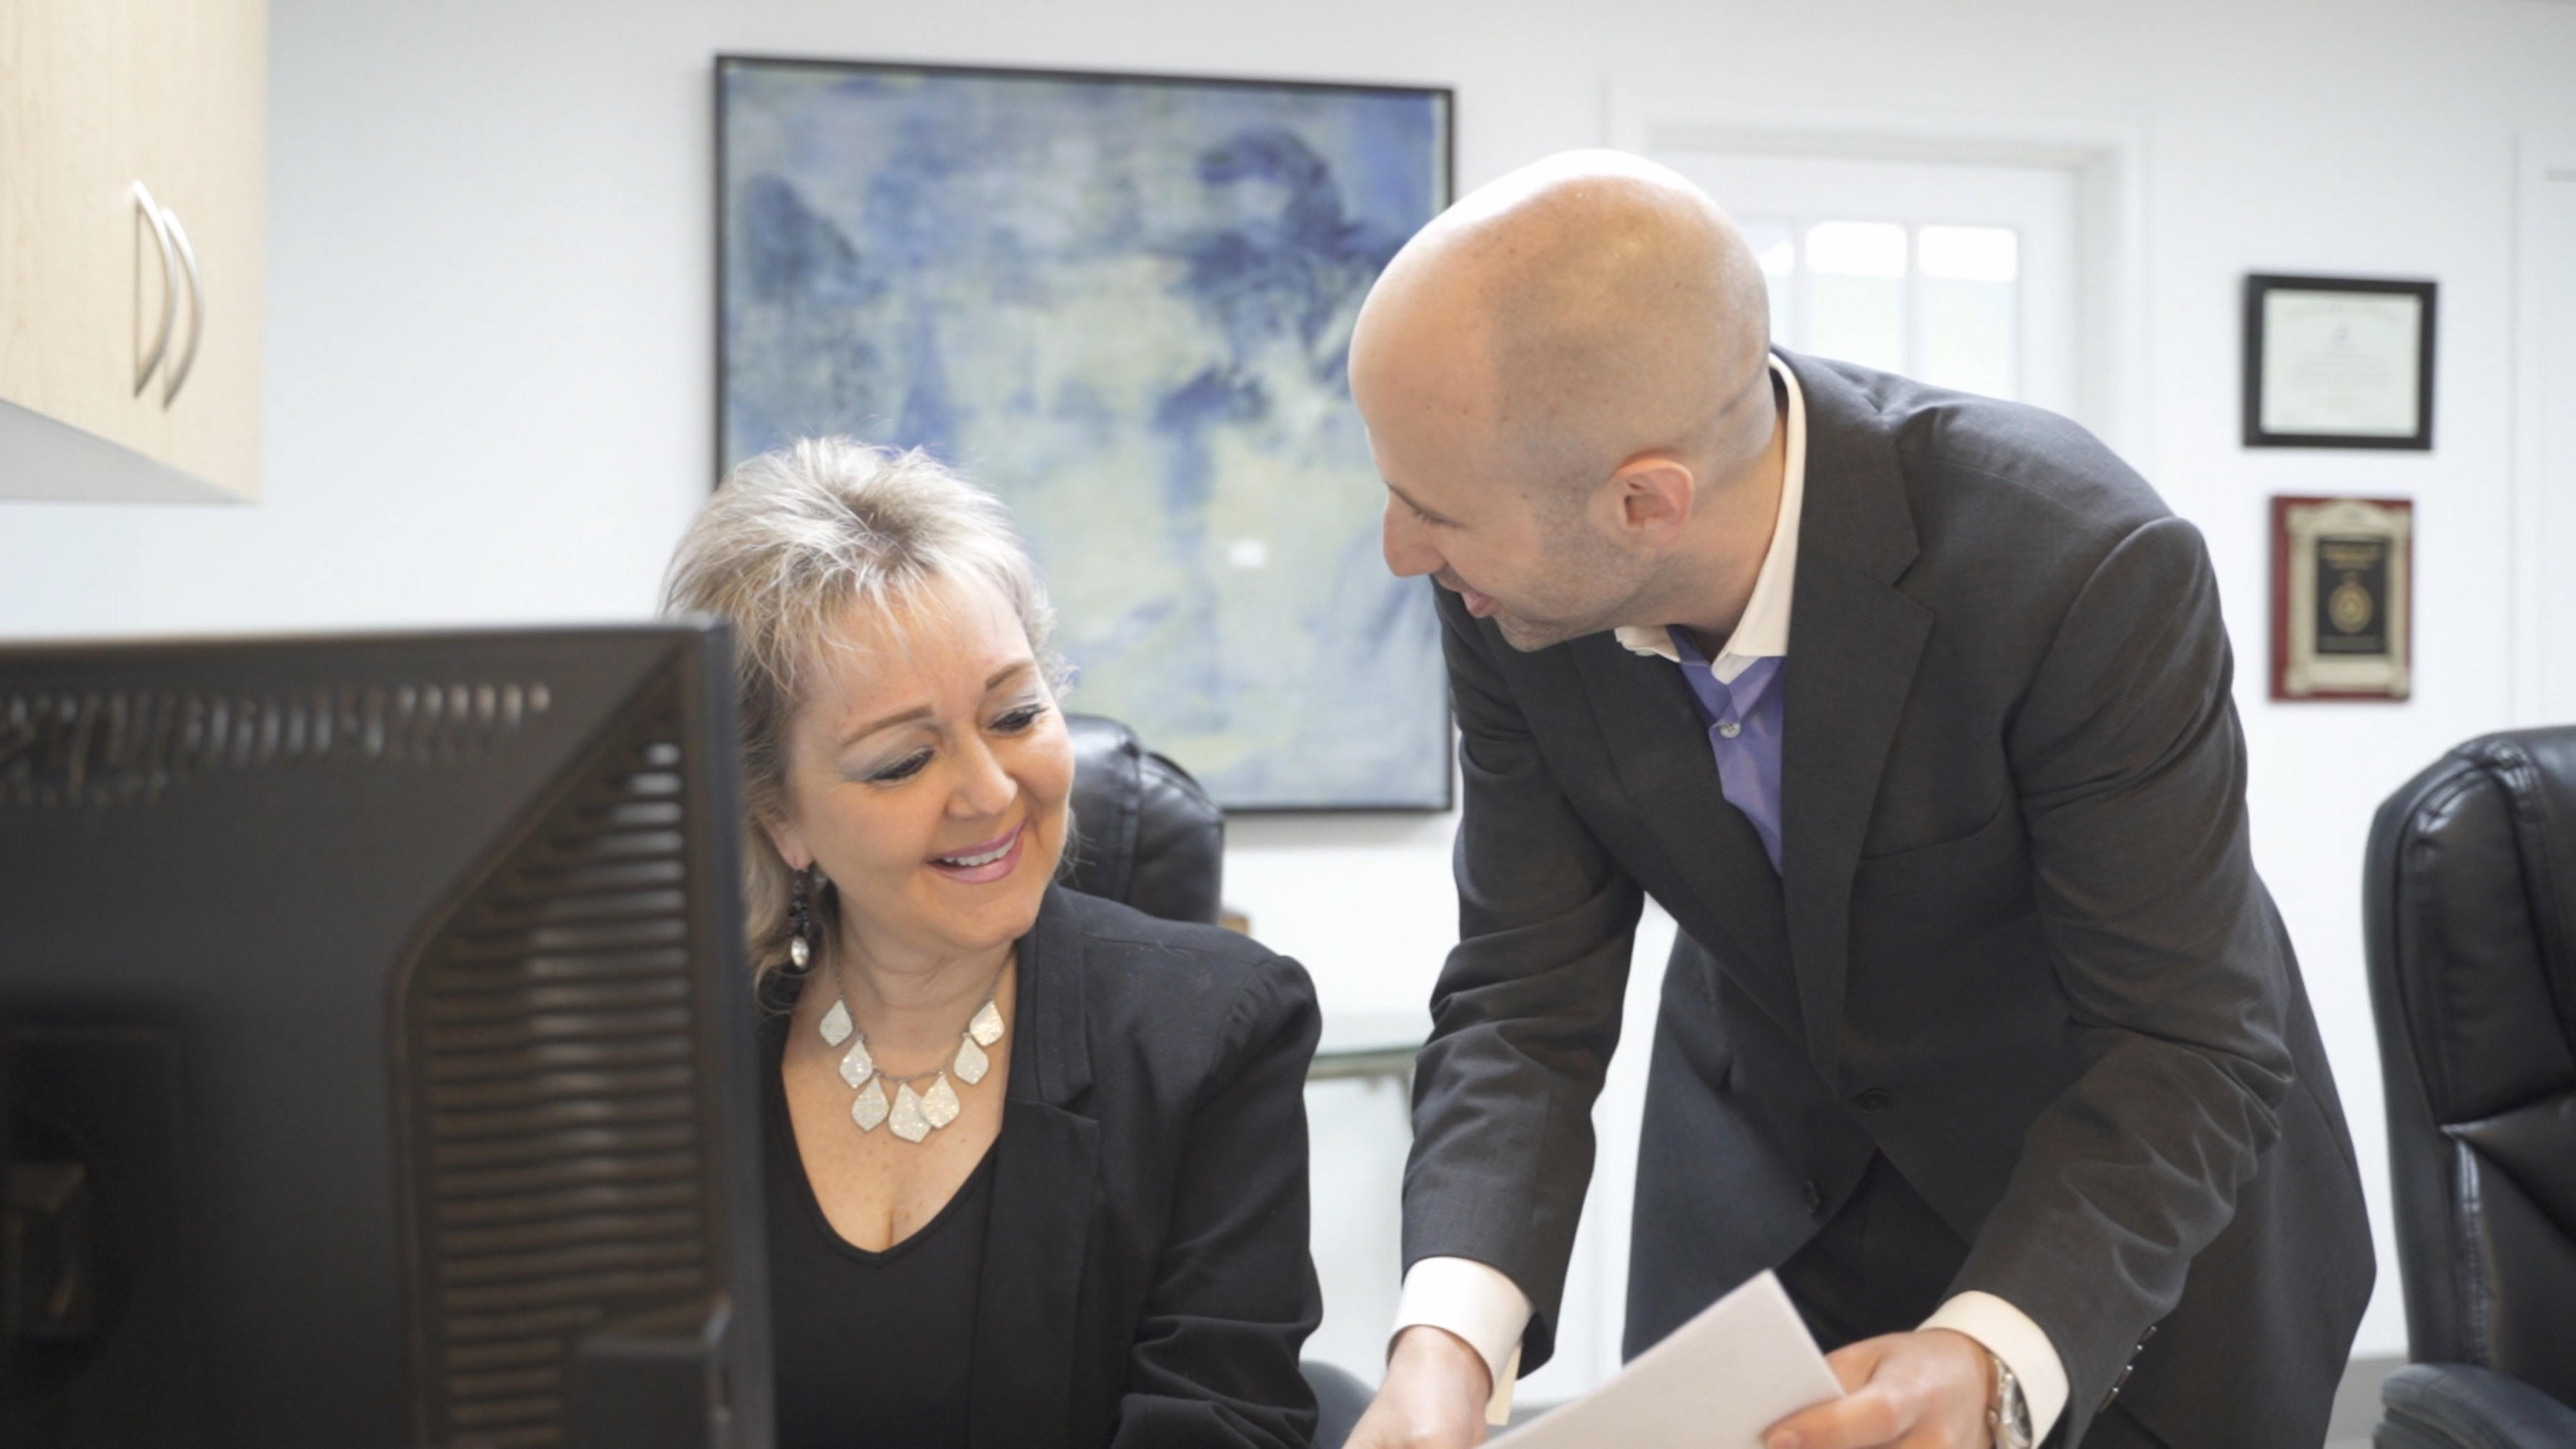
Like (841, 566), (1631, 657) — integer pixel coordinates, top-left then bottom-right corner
(862, 749), (932, 784)
(991, 699), (1048, 733)
(841, 696), (1045, 781)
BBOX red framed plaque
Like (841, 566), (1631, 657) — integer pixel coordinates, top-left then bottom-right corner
(2270, 495), (2413, 701)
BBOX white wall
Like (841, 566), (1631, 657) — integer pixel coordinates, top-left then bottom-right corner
(7, 0), (2576, 1392)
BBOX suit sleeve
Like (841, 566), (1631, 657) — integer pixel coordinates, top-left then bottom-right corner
(1403, 585), (1646, 1372)
(1109, 954), (1324, 1449)
(1961, 514), (2297, 1439)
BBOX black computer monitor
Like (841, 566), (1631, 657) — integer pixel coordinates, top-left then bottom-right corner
(0, 624), (773, 1449)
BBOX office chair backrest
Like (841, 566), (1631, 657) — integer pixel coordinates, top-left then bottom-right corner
(2365, 726), (2576, 1407)
(1060, 713), (1224, 926)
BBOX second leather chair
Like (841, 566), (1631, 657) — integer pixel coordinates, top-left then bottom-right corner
(2364, 727), (2576, 1448)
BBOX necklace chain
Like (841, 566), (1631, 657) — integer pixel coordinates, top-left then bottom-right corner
(817, 955), (1008, 1143)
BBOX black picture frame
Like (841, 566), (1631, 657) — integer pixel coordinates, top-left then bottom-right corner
(711, 56), (1458, 814)
(2243, 273), (2437, 450)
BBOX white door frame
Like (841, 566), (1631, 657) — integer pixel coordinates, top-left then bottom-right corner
(1654, 153), (2081, 419)
(1604, 88), (2150, 466)
(2512, 130), (2576, 725)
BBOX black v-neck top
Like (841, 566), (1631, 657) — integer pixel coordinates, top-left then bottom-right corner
(743, 890), (1324, 1449)
(760, 1010), (995, 1449)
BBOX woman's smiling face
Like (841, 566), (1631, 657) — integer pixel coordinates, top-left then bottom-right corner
(764, 577), (1073, 972)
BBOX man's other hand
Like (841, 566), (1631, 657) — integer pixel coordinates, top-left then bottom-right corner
(1344, 1324), (1495, 1449)
(1763, 1328), (1993, 1449)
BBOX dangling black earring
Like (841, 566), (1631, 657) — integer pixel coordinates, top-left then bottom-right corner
(787, 867), (816, 970)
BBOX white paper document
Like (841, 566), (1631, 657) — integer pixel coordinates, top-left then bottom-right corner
(1489, 1271), (1843, 1448)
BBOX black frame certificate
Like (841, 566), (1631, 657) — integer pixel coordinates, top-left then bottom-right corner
(2243, 274), (2436, 449)
(2270, 495), (2413, 701)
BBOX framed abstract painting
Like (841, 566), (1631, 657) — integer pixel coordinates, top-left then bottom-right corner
(716, 57), (1455, 810)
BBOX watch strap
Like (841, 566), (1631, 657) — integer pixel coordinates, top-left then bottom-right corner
(1986, 1350), (2034, 1449)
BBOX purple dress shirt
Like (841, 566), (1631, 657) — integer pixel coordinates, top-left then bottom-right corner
(1665, 625), (1786, 873)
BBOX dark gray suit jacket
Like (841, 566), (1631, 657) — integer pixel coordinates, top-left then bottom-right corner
(1405, 353), (2374, 1448)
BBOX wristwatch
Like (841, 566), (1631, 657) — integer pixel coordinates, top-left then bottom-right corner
(1986, 1350), (2033, 1449)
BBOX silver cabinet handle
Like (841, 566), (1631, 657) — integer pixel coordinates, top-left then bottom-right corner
(159, 205), (203, 406)
(132, 182), (178, 396)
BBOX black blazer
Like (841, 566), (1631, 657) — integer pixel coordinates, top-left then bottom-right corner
(1404, 353), (2375, 1448)
(775, 884), (1322, 1449)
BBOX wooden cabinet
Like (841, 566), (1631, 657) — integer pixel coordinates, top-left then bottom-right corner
(1, 0), (267, 502)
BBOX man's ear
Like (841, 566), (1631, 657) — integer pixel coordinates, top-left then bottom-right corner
(1599, 457), (1697, 547)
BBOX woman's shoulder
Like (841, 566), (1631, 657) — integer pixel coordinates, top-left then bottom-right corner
(1043, 887), (1316, 1046)
(1042, 884), (1286, 971)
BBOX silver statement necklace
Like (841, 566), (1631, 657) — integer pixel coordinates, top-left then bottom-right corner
(816, 963), (1007, 1143)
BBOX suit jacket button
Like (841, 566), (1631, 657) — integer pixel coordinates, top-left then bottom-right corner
(1804, 1180), (1824, 1215)
(1853, 1088), (1893, 1113)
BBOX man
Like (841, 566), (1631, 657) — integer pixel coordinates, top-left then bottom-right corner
(1342, 152), (2373, 1449)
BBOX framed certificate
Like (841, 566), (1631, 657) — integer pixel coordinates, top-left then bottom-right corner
(2243, 275), (2436, 449)
(2270, 495), (2413, 701)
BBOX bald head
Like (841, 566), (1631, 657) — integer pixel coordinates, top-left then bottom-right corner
(1351, 150), (1775, 504)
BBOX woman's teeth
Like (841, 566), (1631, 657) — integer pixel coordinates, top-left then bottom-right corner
(937, 834), (1014, 868)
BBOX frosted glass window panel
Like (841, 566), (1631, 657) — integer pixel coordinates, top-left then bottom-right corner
(1806, 220), (1906, 278)
(1739, 218), (1797, 343)
(1918, 225), (2018, 282)
(1916, 229), (2009, 399)
(1917, 225), (2019, 399)
(1920, 276), (2017, 399)
(1809, 273), (1908, 374)
(1806, 221), (1907, 373)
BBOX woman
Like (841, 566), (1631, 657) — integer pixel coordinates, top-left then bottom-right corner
(664, 439), (1322, 1448)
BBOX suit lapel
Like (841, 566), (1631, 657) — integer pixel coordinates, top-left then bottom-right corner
(1569, 639), (1802, 1045)
(967, 888), (1098, 1449)
(1775, 354), (1933, 1084)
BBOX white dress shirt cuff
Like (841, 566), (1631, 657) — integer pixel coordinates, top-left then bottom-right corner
(1921, 1291), (2069, 1443)
(1393, 1256), (1531, 1426)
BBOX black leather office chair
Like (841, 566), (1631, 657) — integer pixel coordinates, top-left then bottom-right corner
(1063, 713), (1226, 927)
(2363, 728), (2576, 1449)
(1059, 713), (1376, 1449)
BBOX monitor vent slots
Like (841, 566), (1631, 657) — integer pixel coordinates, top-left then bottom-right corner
(0, 679), (552, 806)
(395, 682), (715, 1449)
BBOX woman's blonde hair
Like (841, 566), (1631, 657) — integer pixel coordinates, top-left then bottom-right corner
(662, 437), (1064, 995)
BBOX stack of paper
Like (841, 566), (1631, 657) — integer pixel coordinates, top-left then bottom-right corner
(1490, 1272), (1844, 1447)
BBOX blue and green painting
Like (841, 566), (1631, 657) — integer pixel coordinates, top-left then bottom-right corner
(718, 60), (1452, 810)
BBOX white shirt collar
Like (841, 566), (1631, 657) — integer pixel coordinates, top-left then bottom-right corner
(1615, 353), (1807, 682)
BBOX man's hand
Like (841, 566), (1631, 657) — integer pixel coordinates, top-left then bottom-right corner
(1763, 1328), (1993, 1449)
(1343, 1324), (1495, 1449)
